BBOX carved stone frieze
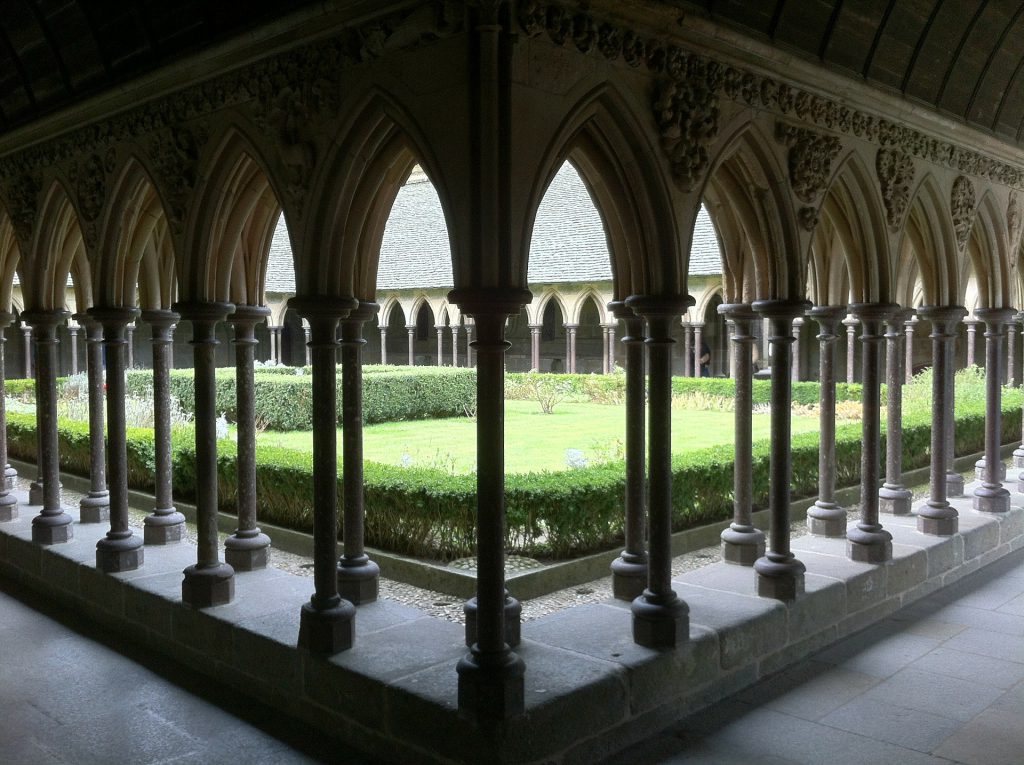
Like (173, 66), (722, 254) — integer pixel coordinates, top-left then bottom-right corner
(951, 175), (976, 252)
(1008, 192), (1022, 259)
(876, 148), (915, 231)
(653, 75), (720, 191)
(776, 123), (842, 205)
(148, 125), (207, 234)
(0, 170), (39, 246)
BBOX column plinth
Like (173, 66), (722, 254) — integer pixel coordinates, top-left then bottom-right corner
(173, 301), (236, 606)
(807, 305), (847, 536)
(974, 308), (1013, 513)
(0, 312), (18, 520)
(752, 299), (811, 600)
(719, 304), (765, 564)
(627, 294), (692, 643)
(917, 306), (967, 535)
(450, 286), (530, 720)
(609, 301), (649, 595)
(73, 315), (109, 523)
(140, 310), (186, 544)
(291, 295), (358, 652)
(880, 308), (914, 515)
(224, 304), (272, 570)
(846, 303), (894, 564)
(90, 306), (145, 572)
(24, 309), (73, 544)
(337, 301), (381, 604)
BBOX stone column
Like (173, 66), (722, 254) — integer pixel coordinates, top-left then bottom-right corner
(337, 301), (381, 604)
(303, 323), (312, 366)
(1015, 311), (1024, 470)
(807, 305), (846, 535)
(880, 308), (914, 515)
(607, 324), (616, 372)
(626, 294), (691, 647)
(966, 318), (979, 367)
(224, 305), (272, 570)
(609, 302), (648, 598)
(601, 325), (610, 374)
(844, 316), (857, 383)
(719, 304), (766, 564)
(126, 322), (135, 369)
(847, 304), (894, 563)
(291, 296), (357, 653)
(1007, 321), (1018, 386)
(379, 326), (388, 365)
(174, 301), (236, 607)
(565, 323), (578, 373)
(141, 310), (185, 544)
(267, 325), (279, 364)
(916, 305), (967, 535)
(21, 324), (32, 378)
(89, 306), (145, 572)
(945, 327), (965, 498)
(67, 323), (79, 376)
(529, 325), (541, 370)
(974, 308), (1013, 513)
(23, 309), (72, 544)
(406, 325), (415, 365)
(791, 317), (803, 382)
(682, 321), (693, 376)
(451, 325), (460, 367)
(752, 299), (810, 600)
(0, 312), (18, 520)
(74, 314), (108, 523)
(435, 325), (445, 365)
(726, 319), (737, 379)
(451, 288), (528, 720)
(466, 323), (475, 368)
(905, 314), (918, 383)
(693, 322), (704, 379)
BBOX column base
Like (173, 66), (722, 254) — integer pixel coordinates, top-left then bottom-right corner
(456, 647), (526, 722)
(720, 525), (766, 565)
(974, 485), (1011, 513)
(5, 463), (17, 490)
(1013, 446), (1024, 469)
(631, 590), (689, 648)
(464, 595), (521, 648)
(28, 481), (43, 506)
(807, 501), (846, 537)
(144, 509), (186, 545)
(879, 485), (913, 515)
(975, 458), (1007, 482)
(946, 472), (965, 498)
(754, 554), (806, 601)
(297, 598), (355, 654)
(224, 531), (271, 571)
(31, 511), (73, 544)
(337, 556), (380, 604)
(0, 492), (17, 522)
(847, 525), (893, 563)
(610, 554), (648, 600)
(182, 562), (235, 607)
(918, 502), (959, 535)
(79, 492), (110, 524)
(96, 534), (145, 573)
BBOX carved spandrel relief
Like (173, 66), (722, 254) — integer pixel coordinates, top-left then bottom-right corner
(776, 123), (842, 230)
(876, 148), (915, 231)
(951, 175), (976, 252)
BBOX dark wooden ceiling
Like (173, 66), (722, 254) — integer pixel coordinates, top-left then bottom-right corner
(0, 0), (322, 134)
(679, 0), (1024, 143)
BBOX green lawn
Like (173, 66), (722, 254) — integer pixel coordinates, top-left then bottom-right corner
(257, 400), (822, 474)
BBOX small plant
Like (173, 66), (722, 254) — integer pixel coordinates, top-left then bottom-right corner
(565, 448), (588, 469)
(527, 372), (572, 414)
(589, 436), (624, 464)
(672, 390), (734, 412)
(216, 413), (230, 440)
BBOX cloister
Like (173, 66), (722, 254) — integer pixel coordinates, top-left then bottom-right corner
(4, 1), (1024, 762)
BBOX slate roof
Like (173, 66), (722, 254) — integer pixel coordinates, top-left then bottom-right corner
(263, 162), (722, 294)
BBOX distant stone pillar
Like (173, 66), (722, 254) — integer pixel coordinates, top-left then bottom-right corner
(917, 305), (966, 535)
(379, 326), (388, 365)
(529, 325), (541, 370)
(682, 321), (693, 376)
(607, 324), (616, 372)
(21, 325), (32, 378)
(974, 308), (1012, 512)
(565, 324), (578, 373)
(126, 322), (135, 369)
(693, 323), (704, 379)
(601, 325), (610, 374)
(843, 316), (857, 383)
(719, 303), (765, 564)
(726, 319), (737, 379)
(435, 325), (445, 365)
(905, 314), (917, 383)
(791, 317), (803, 382)
(304, 323), (312, 366)
(451, 325), (460, 367)
(807, 305), (846, 536)
(406, 325), (415, 366)
(67, 323), (79, 376)
(1007, 321), (1018, 386)
(0, 312), (18, 519)
(880, 308), (914, 515)
(966, 318), (979, 367)
(75, 314), (108, 523)
(945, 324), (965, 498)
(466, 324), (475, 368)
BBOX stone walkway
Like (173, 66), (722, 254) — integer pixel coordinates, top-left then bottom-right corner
(604, 545), (1024, 765)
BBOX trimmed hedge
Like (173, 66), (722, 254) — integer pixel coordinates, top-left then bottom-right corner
(7, 392), (1019, 561)
(124, 367), (477, 430)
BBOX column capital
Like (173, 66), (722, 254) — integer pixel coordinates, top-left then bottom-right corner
(607, 299), (635, 321)
(448, 287), (531, 317)
(718, 302), (756, 322)
(917, 305), (968, 336)
(884, 306), (914, 332)
(140, 308), (181, 330)
(172, 300), (235, 325)
(752, 299), (811, 321)
(963, 316), (981, 327)
(974, 306), (1015, 330)
(0, 310), (15, 329)
(287, 295), (357, 324)
(21, 308), (69, 329)
(806, 304), (846, 335)
(87, 305), (141, 329)
(344, 300), (379, 325)
(227, 303), (271, 326)
(626, 293), (693, 318)
(850, 302), (899, 339)
(564, 323), (579, 330)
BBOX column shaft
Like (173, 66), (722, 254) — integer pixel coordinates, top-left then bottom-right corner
(682, 323), (692, 377)
(451, 325), (459, 367)
(880, 310), (913, 514)
(407, 326), (415, 366)
(379, 327), (388, 365)
(905, 317), (917, 383)
(791, 318), (802, 382)
(966, 319), (978, 366)
(974, 308), (1012, 512)
(693, 324), (704, 379)
(436, 326), (444, 365)
(68, 326), (79, 376)
(844, 318), (857, 383)
(75, 316), (109, 523)
(0, 312), (18, 520)
(807, 306), (846, 536)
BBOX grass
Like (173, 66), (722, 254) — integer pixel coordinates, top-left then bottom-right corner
(257, 400), (822, 474)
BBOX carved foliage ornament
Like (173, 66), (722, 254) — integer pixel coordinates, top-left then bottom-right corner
(654, 71), (720, 191)
(148, 125), (207, 233)
(1008, 192), (1022, 255)
(0, 171), (40, 246)
(776, 123), (842, 205)
(876, 148), (915, 231)
(951, 176), (976, 252)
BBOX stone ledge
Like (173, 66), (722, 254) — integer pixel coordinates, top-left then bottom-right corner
(2, 473), (1024, 762)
